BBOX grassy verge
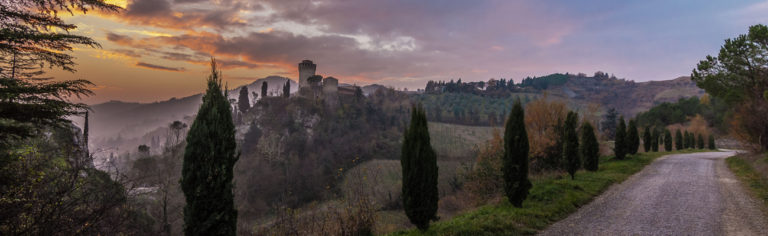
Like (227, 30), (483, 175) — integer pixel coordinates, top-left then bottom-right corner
(389, 149), (707, 236)
(725, 154), (768, 212)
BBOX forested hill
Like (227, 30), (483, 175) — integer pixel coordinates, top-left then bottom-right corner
(421, 72), (704, 125)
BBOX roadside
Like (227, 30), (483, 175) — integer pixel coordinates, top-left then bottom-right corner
(725, 152), (768, 214)
(390, 150), (706, 236)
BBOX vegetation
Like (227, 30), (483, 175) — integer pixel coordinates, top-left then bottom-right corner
(181, 60), (239, 235)
(503, 100), (531, 207)
(401, 104), (439, 230)
(614, 117), (627, 159)
(238, 86), (250, 114)
(581, 121), (599, 172)
(651, 129), (660, 152)
(626, 119), (639, 154)
(726, 155), (768, 212)
(697, 134), (705, 149)
(664, 130), (673, 151)
(635, 96), (728, 131)
(675, 130), (683, 150)
(563, 111), (580, 179)
(391, 150), (701, 235)
(523, 96), (566, 172)
(692, 24), (768, 150)
(414, 92), (536, 126)
(709, 135), (716, 150)
(643, 127), (652, 152)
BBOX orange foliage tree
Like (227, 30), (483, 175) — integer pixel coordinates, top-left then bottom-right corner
(524, 96), (567, 171)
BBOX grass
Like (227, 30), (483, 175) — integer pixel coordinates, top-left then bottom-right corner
(725, 153), (768, 213)
(389, 149), (707, 236)
(428, 122), (499, 160)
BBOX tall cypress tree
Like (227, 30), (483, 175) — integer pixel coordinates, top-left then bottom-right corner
(181, 59), (238, 236)
(651, 129), (660, 152)
(614, 117), (627, 159)
(697, 134), (705, 149)
(683, 131), (690, 148)
(564, 111), (580, 179)
(626, 119), (640, 155)
(643, 126), (652, 152)
(708, 135), (716, 150)
(283, 81), (291, 98)
(675, 129), (684, 150)
(581, 121), (599, 172)
(238, 86), (250, 114)
(664, 129), (673, 151)
(503, 99), (531, 207)
(401, 104), (438, 230)
(261, 81), (268, 98)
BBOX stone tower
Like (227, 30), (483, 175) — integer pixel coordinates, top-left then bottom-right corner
(298, 60), (316, 89)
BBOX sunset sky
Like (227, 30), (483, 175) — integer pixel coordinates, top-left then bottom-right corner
(52, 0), (768, 104)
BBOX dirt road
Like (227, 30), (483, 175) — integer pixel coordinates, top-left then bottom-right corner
(539, 151), (768, 236)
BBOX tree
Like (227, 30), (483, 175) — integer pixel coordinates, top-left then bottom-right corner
(675, 129), (684, 150)
(626, 119), (639, 154)
(0, 0), (120, 145)
(664, 129), (673, 151)
(581, 121), (599, 171)
(238, 86), (250, 114)
(643, 126), (652, 152)
(181, 59), (238, 236)
(400, 104), (438, 230)
(503, 99), (531, 207)
(601, 108), (619, 139)
(261, 81), (268, 98)
(692, 24), (768, 150)
(683, 131), (690, 148)
(709, 135), (716, 150)
(697, 134), (705, 149)
(651, 129), (660, 152)
(614, 117), (627, 159)
(138, 144), (150, 157)
(283, 81), (291, 98)
(563, 111), (580, 179)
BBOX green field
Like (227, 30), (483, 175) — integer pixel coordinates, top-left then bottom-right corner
(389, 149), (706, 236)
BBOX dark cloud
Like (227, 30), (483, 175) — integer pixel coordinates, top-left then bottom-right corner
(135, 62), (186, 72)
(112, 49), (142, 58)
(106, 32), (134, 45)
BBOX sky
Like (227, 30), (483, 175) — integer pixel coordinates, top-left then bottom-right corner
(49, 0), (768, 104)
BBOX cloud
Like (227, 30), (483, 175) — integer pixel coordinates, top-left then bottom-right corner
(106, 32), (134, 45)
(135, 62), (186, 72)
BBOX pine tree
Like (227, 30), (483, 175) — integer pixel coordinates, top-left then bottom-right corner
(581, 121), (599, 171)
(401, 104), (438, 230)
(181, 59), (238, 236)
(503, 99), (531, 207)
(675, 130), (684, 150)
(626, 119), (639, 155)
(697, 134), (705, 149)
(643, 126), (652, 152)
(564, 111), (580, 179)
(283, 81), (291, 98)
(651, 129), (660, 152)
(614, 117), (627, 159)
(261, 81), (268, 98)
(664, 129), (673, 151)
(708, 135), (716, 150)
(238, 86), (249, 114)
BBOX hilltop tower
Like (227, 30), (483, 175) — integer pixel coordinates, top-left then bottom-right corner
(298, 60), (316, 89)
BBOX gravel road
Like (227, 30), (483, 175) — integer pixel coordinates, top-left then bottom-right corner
(539, 151), (768, 236)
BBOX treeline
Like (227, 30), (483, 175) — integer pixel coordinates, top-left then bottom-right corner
(414, 93), (536, 126)
(423, 71), (619, 96)
(635, 96), (728, 132)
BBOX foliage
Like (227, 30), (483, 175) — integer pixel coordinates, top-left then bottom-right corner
(664, 130), (673, 151)
(614, 117), (626, 159)
(401, 104), (438, 230)
(238, 86), (250, 114)
(503, 100), (531, 207)
(464, 130), (504, 201)
(726, 156), (768, 213)
(626, 119), (639, 154)
(635, 96), (728, 131)
(523, 96), (566, 172)
(651, 129), (660, 152)
(675, 130), (684, 150)
(580, 121), (599, 172)
(181, 60), (238, 236)
(709, 135), (716, 150)
(692, 24), (768, 149)
(261, 81), (267, 98)
(563, 111), (580, 179)
(414, 92), (536, 126)
(643, 127), (652, 152)
(697, 134), (705, 149)
(601, 108), (619, 139)
(283, 81), (290, 98)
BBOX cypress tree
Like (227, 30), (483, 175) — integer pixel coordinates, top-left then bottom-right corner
(627, 119), (640, 155)
(581, 121), (599, 172)
(401, 104), (438, 230)
(683, 131), (690, 148)
(564, 111), (580, 179)
(614, 117), (627, 159)
(238, 86), (250, 114)
(697, 134), (705, 149)
(708, 135), (716, 150)
(643, 126), (652, 152)
(675, 129), (684, 150)
(181, 59), (239, 236)
(664, 129), (673, 151)
(283, 81), (291, 98)
(503, 99), (532, 207)
(261, 81), (268, 98)
(651, 129), (660, 152)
